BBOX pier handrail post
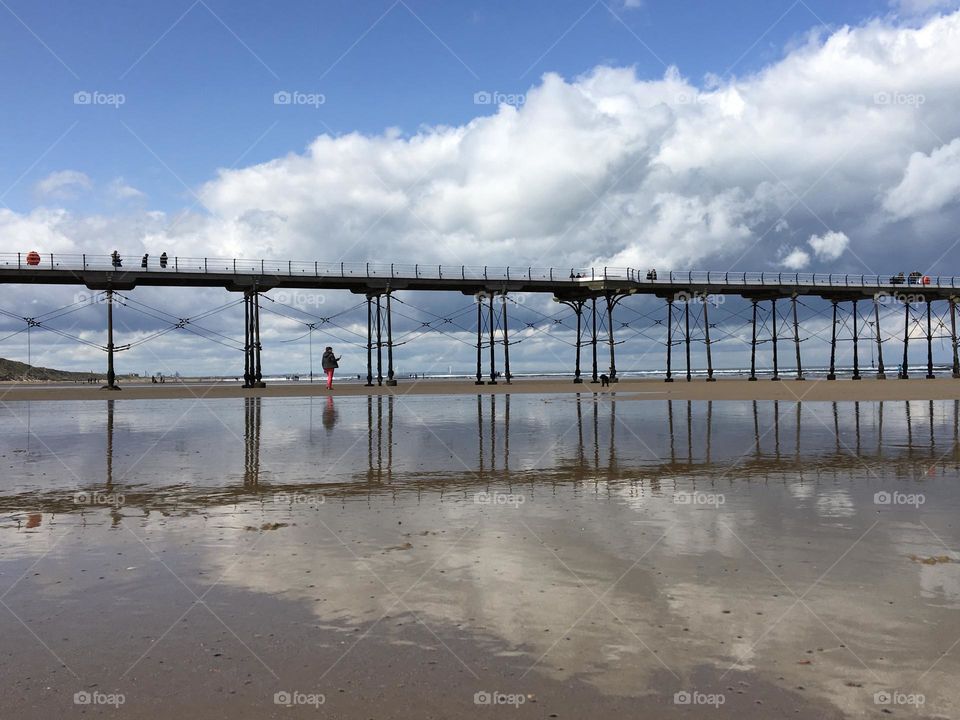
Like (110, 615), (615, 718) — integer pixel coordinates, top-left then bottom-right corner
(462, 266), (466, 280)
(260, 259), (263, 274)
(50, 253), (54, 269)
(507, 267), (510, 280)
(484, 266), (488, 280)
(549, 268), (553, 281)
(205, 258), (208, 273)
(341, 262), (344, 277)
(439, 265), (442, 279)
(391, 263), (394, 279)
(528, 267), (531, 281)
(669, 271), (673, 283)
(175, 256), (178, 272)
(416, 263), (419, 278)
(234, 259), (236, 274)
(688, 271), (692, 283)
(288, 260), (292, 276)
(315, 261), (318, 276)
(367, 262), (370, 276)
(17, 252), (21, 269)
(83, 254), (86, 270)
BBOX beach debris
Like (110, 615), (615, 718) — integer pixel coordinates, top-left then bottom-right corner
(908, 554), (954, 565)
(244, 522), (290, 531)
(384, 542), (414, 552)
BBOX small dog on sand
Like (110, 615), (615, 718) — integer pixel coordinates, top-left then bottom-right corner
(599, 374), (610, 387)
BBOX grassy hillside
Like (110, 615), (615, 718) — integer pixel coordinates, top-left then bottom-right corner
(0, 357), (99, 381)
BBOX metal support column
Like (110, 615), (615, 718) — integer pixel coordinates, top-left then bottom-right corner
(684, 299), (691, 382)
(375, 294), (383, 386)
(665, 299), (674, 382)
(827, 300), (838, 380)
(243, 292), (252, 388)
(703, 296), (715, 381)
(900, 301), (910, 379)
(385, 291), (396, 386)
(103, 289), (120, 391)
(852, 299), (861, 380)
(365, 296), (374, 387)
(951, 297), (960, 379)
(875, 299), (886, 379)
(926, 300), (935, 379)
(606, 293), (618, 383)
(501, 293), (511, 384)
(770, 298), (780, 380)
(749, 300), (758, 381)
(475, 296), (484, 385)
(792, 295), (804, 380)
(573, 301), (583, 383)
(590, 297), (599, 383)
(253, 291), (265, 387)
(488, 294), (497, 384)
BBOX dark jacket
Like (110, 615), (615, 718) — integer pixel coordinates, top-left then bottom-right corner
(321, 350), (339, 370)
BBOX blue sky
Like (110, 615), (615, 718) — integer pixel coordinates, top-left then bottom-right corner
(0, 0), (909, 214)
(3, 0), (960, 375)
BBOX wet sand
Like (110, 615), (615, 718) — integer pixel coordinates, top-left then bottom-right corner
(2, 396), (958, 718)
(2, 375), (960, 402)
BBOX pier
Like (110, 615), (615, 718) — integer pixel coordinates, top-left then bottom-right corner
(2, 252), (959, 387)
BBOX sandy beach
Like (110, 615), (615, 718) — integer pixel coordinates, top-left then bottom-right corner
(3, 376), (960, 402)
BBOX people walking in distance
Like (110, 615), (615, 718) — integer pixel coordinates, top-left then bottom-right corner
(159, 252), (168, 269)
(141, 253), (149, 269)
(321, 346), (341, 390)
(111, 250), (122, 268)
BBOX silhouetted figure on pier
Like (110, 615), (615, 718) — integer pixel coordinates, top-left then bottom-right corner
(141, 254), (149, 269)
(111, 251), (122, 268)
(159, 252), (168, 268)
(321, 346), (341, 390)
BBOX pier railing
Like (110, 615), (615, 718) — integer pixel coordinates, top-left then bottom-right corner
(0, 253), (956, 288)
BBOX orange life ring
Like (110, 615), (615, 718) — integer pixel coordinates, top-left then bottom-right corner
(26, 251), (41, 266)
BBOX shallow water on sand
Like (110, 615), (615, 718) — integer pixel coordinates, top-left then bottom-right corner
(1, 395), (958, 719)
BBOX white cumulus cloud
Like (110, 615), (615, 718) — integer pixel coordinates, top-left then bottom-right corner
(883, 137), (960, 218)
(808, 231), (850, 261)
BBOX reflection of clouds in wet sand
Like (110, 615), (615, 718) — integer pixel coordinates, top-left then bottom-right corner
(201, 488), (959, 716)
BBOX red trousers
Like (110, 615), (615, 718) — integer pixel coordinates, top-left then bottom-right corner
(325, 368), (335, 389)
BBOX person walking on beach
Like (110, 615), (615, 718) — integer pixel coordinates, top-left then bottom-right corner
(321, 346), (341, 389)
